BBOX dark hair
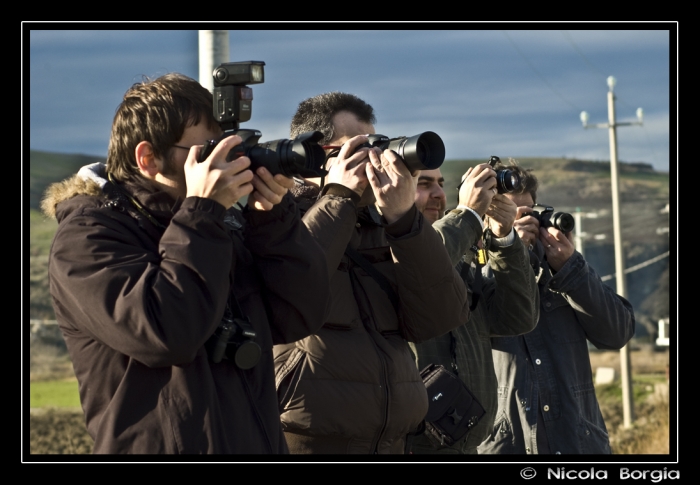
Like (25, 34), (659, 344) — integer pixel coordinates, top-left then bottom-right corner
(290, 92), (376, 145)
(494, 157), (539, 203)
(106, 73), (217, 181)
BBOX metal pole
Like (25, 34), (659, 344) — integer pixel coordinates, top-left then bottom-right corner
(574, 207), (584, 259)
(607, 87), (635, 428)
(198, 30), (229, 92)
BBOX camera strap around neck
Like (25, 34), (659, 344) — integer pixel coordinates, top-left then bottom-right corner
(344, 245), (400, 314)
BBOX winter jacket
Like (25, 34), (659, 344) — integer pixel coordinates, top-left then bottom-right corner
(477, 241), (635, 454)
(42, 163), (330, 454)
(409, 208), (539, 454)
(273, 183), (470, 454)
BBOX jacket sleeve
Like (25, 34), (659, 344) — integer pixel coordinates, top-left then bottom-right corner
(432, 209), (539, 337)
(480, 234), (540, 336)
(385, 207), (470, 343)
(431, 209), (482, 267)
(546, 251), (635, 349)
(49, 197), (234, 368)
(243, 192), (331, 344)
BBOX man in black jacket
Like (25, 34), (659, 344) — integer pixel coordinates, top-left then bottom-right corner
(42, 73), (330, 454)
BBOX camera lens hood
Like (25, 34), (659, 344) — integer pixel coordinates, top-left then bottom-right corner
(391, 131), (445, 172)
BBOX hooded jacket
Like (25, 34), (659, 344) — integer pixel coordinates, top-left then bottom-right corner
(41, 163), (330, 454)
(273, 182), (470, 454)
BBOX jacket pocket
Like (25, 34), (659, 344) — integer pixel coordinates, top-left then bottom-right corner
(541, 293), (586, 343)
(577, 419), (611, 454)
(572, 382), (611, 454)
(275, 347), (306, 413)
(478, 410), (516, 453)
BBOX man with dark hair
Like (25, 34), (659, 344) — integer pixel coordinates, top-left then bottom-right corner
(408, 165), (539, 454)
(273, 92), (470, 454)
(41, 73), (330, 454)
(477, 161), (635, 455)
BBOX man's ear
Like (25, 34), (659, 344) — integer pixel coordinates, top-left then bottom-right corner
(135, 141), (159, 178)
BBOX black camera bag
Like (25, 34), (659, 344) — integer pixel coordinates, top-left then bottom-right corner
(420, 363), (486, 449)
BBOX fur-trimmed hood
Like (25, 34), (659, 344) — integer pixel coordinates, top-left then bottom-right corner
(41, 162), (107, 220)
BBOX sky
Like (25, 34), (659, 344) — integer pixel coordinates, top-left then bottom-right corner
(25, 24), (675, 173)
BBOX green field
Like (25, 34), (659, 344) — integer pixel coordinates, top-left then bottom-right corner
(30, 379), (81, 408)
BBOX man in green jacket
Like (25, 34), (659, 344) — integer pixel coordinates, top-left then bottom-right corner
(409, 162), (539, 454)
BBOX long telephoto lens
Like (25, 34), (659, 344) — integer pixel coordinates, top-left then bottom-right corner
(368, 132), (445, 172)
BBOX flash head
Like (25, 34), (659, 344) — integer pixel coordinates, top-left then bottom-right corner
(213, 61), (265, 86)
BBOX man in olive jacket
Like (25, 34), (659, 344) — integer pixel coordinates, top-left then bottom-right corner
(42, 73), (330, 454)
(409, 164), (539, 454)
(274, 92), (470, 454)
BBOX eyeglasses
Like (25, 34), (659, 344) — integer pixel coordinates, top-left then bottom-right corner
(172, 145), (194, 151)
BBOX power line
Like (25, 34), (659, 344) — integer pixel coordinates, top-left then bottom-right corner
(502, 31), (581, 112)
(560, 30), (608, 78)
(600, 251), (670, 282)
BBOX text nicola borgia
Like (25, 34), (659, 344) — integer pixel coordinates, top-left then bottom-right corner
(548, 468), (679, 482)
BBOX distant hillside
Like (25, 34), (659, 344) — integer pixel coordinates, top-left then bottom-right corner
(440, 157), (669, 212)
(29, 150), (106, 211)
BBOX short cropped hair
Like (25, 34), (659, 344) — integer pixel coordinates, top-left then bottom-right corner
(494, 158), (539, 203)
(106, 73), (217, 181)
(290, 92), (376, 145)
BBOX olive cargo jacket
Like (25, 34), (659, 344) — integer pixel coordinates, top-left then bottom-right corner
(274, 183), (470, 454)
(42, 164), (330, 454)
(477, 242), (635, 454)
(409, 208), (539, 454)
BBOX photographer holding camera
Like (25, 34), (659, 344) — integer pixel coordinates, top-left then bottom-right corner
(408, 162), (539, 454)
(273, 92), (470, 454)
(477, 160), (635, 455)
(41, 73), (331, 454)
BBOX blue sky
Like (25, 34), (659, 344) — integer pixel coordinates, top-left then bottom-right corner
(25, 25), (675, 173)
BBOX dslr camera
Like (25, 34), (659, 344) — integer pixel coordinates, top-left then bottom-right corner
(198, 61), (327, 178)
(530, 204), (575, 233)
(488, 156), (521, 193)
(209, 308), (262, 370)
(353, 132), (446, 172)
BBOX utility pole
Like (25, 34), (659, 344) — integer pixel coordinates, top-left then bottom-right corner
(574, 207), (584, 259)
(580, 76), (643, 429)
(198, 30), (229, 92)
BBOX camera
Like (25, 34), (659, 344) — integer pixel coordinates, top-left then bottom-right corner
(210, 314), (262, 370)
(530, 204), (575, 233)
(358, 132), (446, 172)
(488, 156), (521, 193)
(198, 61), (327, 178)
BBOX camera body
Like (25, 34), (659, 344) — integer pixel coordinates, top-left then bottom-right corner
(210, 315), (262, 370)
(488, 156), (521, 193)
(530, 204), (575, 233)
(358, 132), (445, 172)
(198, 61), (327, 178)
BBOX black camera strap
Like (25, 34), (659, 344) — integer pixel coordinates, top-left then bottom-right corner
(344, 245), (400, 314)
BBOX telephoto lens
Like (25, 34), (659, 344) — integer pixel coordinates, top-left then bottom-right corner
(366, 132), (445, 172)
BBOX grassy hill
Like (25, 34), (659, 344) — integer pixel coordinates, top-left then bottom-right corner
(29, 150), (105, 212)
(27, 151), (671, 340)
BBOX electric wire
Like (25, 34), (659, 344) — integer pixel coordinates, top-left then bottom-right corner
(501, 31), (582, 112)
(600, 251), (670, 282)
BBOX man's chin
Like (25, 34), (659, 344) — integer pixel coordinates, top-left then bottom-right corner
(423, 209), (442, 225)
